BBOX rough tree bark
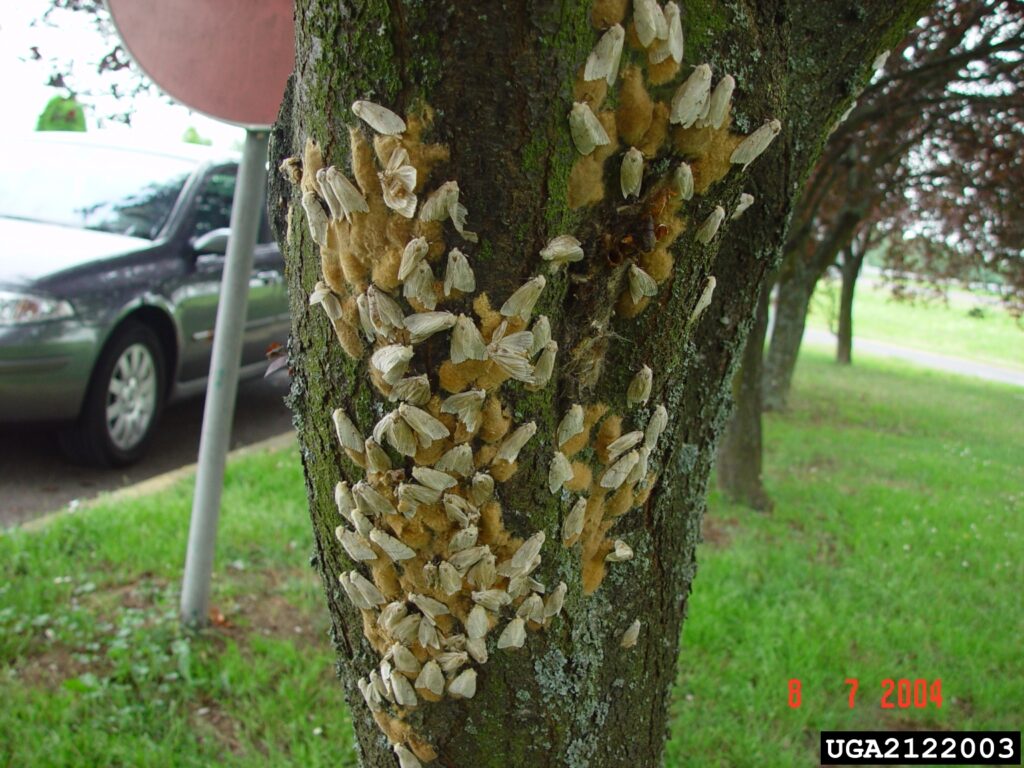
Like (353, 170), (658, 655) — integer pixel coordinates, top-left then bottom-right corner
(268, 1), (928, 765)
(715, 285), (772, 511)
(836, 230), (869, 365)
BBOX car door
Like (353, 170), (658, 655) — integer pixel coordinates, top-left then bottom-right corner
(172, 165), (288, 382)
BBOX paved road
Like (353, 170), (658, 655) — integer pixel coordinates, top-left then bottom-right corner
(804, 328), (1024, 388)
(0, 375), (295, 527)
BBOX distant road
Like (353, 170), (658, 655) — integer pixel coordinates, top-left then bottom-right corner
(804, 329), (1024, 388)
(0, 375), (295, 527)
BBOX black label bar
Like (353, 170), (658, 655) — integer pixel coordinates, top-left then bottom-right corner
(820, 731), (1021, 765)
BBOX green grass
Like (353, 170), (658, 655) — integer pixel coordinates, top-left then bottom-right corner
(2, 352), (1021, 766)
(806, 278), (1024, 372)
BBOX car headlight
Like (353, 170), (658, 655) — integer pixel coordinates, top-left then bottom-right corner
(0, 290), (76, 325)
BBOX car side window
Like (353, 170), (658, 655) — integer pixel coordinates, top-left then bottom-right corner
(191, 167), (275, 245)
(192, 170), (236, 239)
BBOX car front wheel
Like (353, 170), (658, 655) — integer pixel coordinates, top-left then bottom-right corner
(59, 321), (166, 467)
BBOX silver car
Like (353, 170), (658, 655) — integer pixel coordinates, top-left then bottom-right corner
(0, 132), (290, 466)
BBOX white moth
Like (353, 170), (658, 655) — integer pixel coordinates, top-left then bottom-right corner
(517, 593), (545, 624)
(364, 437), (392, 473)
(584, 23), (625, 85)
(469, 473), (495, 506)
(530, 316), (551, 356)
(399, 237), (429, 282)
(332, 408), (364, 453)
(379, 146), (417, 218)
(438, 561), (463, 595)
(628, 264), (659, 304)
(606, 430), (644, 462)
(700, 74), (735, 129)
(466, 604), (490, 639)
(450, 314), (488, 364)
(495, 421), (537, 463)
(674, 162), (694, 201)
(511, 532), (545, 574)
(411, 465), (457, 491)
(415, 661), (445, 697)
(627, 365), (653, 407)
(316, 168), (343, 221)
(472, 589), (512, 612)
(506, 574), (532, 600)
(444, 248), (476, 296)
(448, 525), (479, 553)
(403, 260), (438, 311)
(390, 673), (418, 707)
(309, 282), (343, 322)
(500, 275), (546, 319)
(442, 495), (474, 528)
(409, 593), (450, 624)
(601, 450), (640, 489)
(404, 311), (456, 343)
(335, 481), (356, 523)
(366, 285), (405, 340)
(730, 119), (782, 170)
(527, 341), (557, 391)
(389, 375), (431, 405)
(370, 528), (416, 561)
(357, 677), (384, 712)
(437, 651), (469, 675)
(392, 614), (421, 646)
(339, 572), (371, 609)
(351, 508), (374, 538)
(696, 206), (725, 245)
(435, 444), (474, 476)
(369, 669), (390, 701)
(394, 744), (423, 768)
(449, 545), (489, 573)
(378, 601), (408, 631)
(540, 235), (584, 270)
(448, 668), (477, 699)
(400, 403), (451, 445)
(497, 617), (527, 650)
(349, 570), (387, 605)
(690, 276), (716, 323)
(557, 404), (585, 447)
(336, 525), (376, 561)
(872, 49), (890, 72)
(418, 619), (441, 650)
(606, 539), (634, 563)
(562, 497), (587, 544)
(353, 481), (397, 517)
(670, 64), (712, 127)
(621, 619), (641, 649)
(627, 445), (650, 486)
(420, 181), (476, 244)
(548, 451), (574, 494)
(300, 191), (329, 246)
(325, 166), (370, 219)
(467, 637), (488, 665)
(441, 389), (486, 432)
(633, 0), (668, 47)
(543, 581), (567, 619)
(351, 99), (407, 135)
(649, 1), (683, 64)
(398, 482), (441, 508)
(620, 147), (645, 199)
(466, 553), (497, 590)
(732, 193), (755, 219)
(569, 102), (611, 156)
(355, 294), (375, 341)
(390, 643), (422, 676)
(371, 344), (413, 385)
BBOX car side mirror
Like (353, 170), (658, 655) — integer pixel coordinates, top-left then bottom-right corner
(191, 228), (232, 256)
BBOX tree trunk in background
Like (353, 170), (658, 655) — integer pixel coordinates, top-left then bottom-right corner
(268, 1), (928, 764)
(716, 286), (773, 511)
(762, 269), (813, 411)
(836, 250), (859, 364)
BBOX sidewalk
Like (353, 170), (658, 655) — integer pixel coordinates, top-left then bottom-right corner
(803, 328), (1024, 388)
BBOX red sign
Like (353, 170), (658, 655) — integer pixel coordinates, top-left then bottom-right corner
(108, 0), (294, 128)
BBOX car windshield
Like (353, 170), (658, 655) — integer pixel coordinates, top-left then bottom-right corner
(0, 139), (196, 239)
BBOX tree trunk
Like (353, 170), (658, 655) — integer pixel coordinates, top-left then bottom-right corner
(836, 242), (867, 365)
(716, 285), (772, 511)
(762, 268), (813, 411)
(268, 1), (929, 764)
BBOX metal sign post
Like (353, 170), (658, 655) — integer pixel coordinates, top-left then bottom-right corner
(179, 129), (269, 625)
(106, 0), (294, 627)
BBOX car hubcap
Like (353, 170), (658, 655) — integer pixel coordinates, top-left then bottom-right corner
(105, 343), (158, 451)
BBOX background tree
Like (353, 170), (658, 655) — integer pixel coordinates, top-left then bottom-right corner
(268, 1), (926, 765)
(35, 93), (86, 131)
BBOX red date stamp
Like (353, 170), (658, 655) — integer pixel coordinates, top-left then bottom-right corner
(787, 678), (943, 709)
